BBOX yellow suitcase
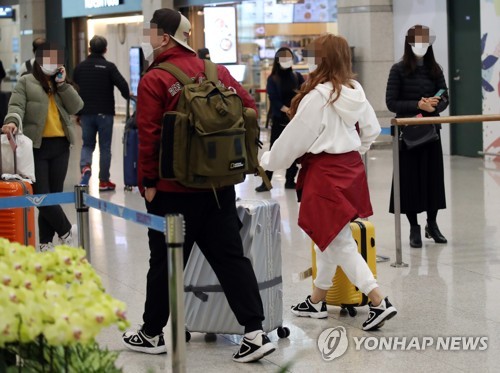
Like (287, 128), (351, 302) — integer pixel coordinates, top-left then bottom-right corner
(311, 220), (377, 316)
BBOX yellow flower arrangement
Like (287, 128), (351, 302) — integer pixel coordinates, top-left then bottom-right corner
(0, 238), (129, 347)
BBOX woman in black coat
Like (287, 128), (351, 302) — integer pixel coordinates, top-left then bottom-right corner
(255, 47), (304, 192)
(386, 25), (449, 248)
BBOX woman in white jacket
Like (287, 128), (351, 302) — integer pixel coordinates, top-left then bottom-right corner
(260, 34), (397, 330)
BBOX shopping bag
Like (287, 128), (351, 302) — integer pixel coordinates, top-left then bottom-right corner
(1, 120), (35, 182)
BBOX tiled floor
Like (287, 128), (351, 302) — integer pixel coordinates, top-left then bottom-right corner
(60, 119), (500, 372)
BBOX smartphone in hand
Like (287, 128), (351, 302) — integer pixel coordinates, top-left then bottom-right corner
(434, 88), (447, 97)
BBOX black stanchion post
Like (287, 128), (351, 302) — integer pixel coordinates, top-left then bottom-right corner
(391, 125), (408, 268)
(166, 214), (186, 373)
(74, 185), (91, 262)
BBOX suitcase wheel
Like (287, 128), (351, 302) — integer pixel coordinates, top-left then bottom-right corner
(204, 333), (217, 342)
(185, 331), (191, 342)
(277, 326), (290, 339)
(340, 306), (357, 317)
(348, 306), (358, 317)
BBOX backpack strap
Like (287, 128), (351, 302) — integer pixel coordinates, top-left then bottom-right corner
(203, 60), (219, 82)
(257, 166), (272, 190)
(155, 62), (193, 86)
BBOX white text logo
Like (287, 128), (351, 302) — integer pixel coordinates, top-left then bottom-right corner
(353, 336), (488, 351)
(85, 0), (120, 9)
(317, 326), (349, 361)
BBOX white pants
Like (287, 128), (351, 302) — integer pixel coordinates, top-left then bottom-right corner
(314, 223), (378, 295)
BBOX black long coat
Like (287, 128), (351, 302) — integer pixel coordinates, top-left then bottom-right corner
(386, 61), (449, 214)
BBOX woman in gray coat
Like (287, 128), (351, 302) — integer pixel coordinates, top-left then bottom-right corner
(2, 42), (83, 252)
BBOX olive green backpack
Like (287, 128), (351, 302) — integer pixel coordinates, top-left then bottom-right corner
(156, 60), (271, 190)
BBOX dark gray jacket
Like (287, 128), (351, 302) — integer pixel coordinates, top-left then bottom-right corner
(73, 54), (130, 115)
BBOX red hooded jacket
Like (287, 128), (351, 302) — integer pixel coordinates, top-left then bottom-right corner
(136, 46), (257, 193)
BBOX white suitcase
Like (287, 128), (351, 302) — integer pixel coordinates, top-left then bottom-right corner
(183, 199), (289, 339)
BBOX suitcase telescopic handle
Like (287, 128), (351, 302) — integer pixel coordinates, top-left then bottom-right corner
(126, 95), (137, 122)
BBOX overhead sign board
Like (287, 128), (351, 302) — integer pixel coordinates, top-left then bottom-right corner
(62, 0), (141, 18)
(85, 0), (123, 9)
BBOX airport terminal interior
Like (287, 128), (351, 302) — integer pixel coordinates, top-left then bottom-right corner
(1, 0), (500, 372)
(56, 123), (498, 372)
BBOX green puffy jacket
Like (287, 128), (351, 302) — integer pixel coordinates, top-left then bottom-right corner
(4, 74), (84, 148)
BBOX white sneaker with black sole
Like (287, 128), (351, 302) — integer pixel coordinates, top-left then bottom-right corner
(39, 242), (55, 253)
(362, 297), (397, 331)
(122, 328), (167, 354)
(233, 331), (276, 363)
(291, 295), (328, 319)
(59, 224), (78, 247)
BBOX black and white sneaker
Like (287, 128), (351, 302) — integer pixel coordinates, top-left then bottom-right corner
(362, 297), (397, 331)
(122, 328), (167, 354)
(291, 295), (328, 319)
(233, 331), (276, 363)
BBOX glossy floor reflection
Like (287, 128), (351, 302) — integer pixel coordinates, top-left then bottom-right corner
(61, 119), (500, 372)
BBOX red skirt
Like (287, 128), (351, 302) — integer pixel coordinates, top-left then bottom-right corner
(297, 152), (373, 251)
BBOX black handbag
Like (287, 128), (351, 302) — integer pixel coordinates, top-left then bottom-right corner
(400, 124), (439, 150)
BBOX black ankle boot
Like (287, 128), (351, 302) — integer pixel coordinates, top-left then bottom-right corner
(284, 180), (296, 189)
(255, 184), (270, 192)
(425, 221), (447, 243)
(409, 225), (422, 248)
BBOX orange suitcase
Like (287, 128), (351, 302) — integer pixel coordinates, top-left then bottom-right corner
(311, 220), (377, 316)
(0, 180), (36, 247)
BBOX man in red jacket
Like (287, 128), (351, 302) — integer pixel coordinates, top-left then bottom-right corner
(122, 8), (276, 363)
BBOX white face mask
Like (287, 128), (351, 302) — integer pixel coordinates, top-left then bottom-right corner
(308, 63), (318, 73)
(305, 57), (318, 73)
(411, 43), (429, 58)
(141, 42), (163, 66)
(41, 64), (59, 76)
(279, 60), (293, 69)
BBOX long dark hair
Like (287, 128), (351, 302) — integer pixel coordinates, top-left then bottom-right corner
(270, 47), (299, 97)
(289, 34), (356, 118)
(402, 25), (442, 78)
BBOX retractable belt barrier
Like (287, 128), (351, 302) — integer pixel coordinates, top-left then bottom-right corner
(0, 185), (187, 373)
(83, 194), (165, 233)
(390, 114), (500, 268)
(0, 187), (166, 260)
(0, 191), (75, 209)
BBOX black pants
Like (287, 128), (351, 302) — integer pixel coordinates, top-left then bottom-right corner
(142, 187), (265, 336)
(33, 137), (71, 244)
(264, 116), (298, 183)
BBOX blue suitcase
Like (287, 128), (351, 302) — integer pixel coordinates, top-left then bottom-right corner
(123, 97), (138, 191)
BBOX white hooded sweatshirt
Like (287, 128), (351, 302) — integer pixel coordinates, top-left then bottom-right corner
(260, 80), (381, 171)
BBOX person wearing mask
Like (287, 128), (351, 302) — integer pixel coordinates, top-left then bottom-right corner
(73, 35), (130, 191)
(121, 8), (276, 363)
(386, 25), (449, 248)
(18, 37), (46, 78)
(260, 34), (397, 331)
(255, 47), (304, 192)
(2, 42), (84, 252)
